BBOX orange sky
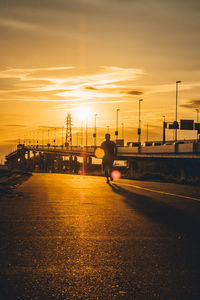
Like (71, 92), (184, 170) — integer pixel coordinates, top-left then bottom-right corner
(1, 0), (200, 161)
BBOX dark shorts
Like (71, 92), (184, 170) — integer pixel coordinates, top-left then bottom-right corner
(102, 158), (114, 171)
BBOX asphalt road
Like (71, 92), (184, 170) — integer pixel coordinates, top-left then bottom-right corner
(0, 173), (200, 300)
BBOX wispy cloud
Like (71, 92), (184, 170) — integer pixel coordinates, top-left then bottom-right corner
(5, 124), (27, 127)
(0, 67), (73, 79)
(180, 100), (200, 109)
(0, 17), (38, 31)
(0, 66), (143, 105)
(126, 90), (143, 95)
(146, 82), (200, 95)
(84, 86), (97, 90)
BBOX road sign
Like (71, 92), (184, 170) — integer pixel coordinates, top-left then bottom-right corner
(168, 121), (179, 129)
(180, 120), (194, 130)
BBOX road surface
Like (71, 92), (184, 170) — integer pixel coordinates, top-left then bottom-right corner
(0, 173), (200, 299)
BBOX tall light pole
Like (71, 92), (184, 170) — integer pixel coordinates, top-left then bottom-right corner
(196, 108), (199, 141)
(93, 114), (98, 147)
(62, 127), (64, 147)
(86, 120), (88, 148)
(163, 115), (166, 144)
(76, 132), (79, 146)
(81, 121), (83, 147)
(138, 99), (143, 144)
(196, 108), (199, 123)
(54, 128), (56, 146)
(146, 123), (149, 142)
(115, 109), (120, 142)
(48, 130), (50, 146)
(175, 80), (181, 142)
(121, 123), (124, 140)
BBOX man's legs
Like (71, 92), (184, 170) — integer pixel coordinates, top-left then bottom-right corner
(109, 162), (114, 181)
(103, 162), (110, 183)
(105, 165), (110, 183)
(103, 160), (114, 183)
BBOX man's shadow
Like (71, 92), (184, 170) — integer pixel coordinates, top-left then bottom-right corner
(109, 182), (200, 243)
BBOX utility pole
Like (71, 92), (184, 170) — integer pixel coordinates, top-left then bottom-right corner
(115, 109), (120, 142)
(146, 123), (149, 142)
(42, 131), (44, 146)
(121, 123), (124, 140)
(81, 121), (83, 146)
(175, 80), (181, 142)
(196, 108), (199, 141)
(93, 114), (97, 147)
(86, 120), (88, 148)
(163, 115), (166, 144)
(62, 127), (64, 147)
(76, 132), (79, 146)
(48, 130), (50, 147)
(138, 99), (143, 144)
(54, 128), (56, 146)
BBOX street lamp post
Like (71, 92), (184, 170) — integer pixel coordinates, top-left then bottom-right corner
(175, 80), (181, 142)
(121, 123), (124, 140)
(163, 115), (166, 144)
(86, 120), (88, 148)
(54, 128), (56, 147)
(146, 123), (149, 142)
(138, 99), (143, 144)
(93, 114), (97, 147)
(47, 130), (50, 148)
(61, 127), (63, 146)
(81, 121), (83, 147)
(115, 109), (120, 142)
(196, 108), (199, 141)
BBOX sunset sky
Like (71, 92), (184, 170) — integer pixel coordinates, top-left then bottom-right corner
(1, 0), (200, 161)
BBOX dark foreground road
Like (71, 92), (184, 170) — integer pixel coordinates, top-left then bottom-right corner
(0, 174), (200, 300)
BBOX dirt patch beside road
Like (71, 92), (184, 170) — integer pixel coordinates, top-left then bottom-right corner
(0, 169), (32, 196)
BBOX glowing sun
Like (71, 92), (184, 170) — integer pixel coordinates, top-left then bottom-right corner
(75, 106), (91, 121)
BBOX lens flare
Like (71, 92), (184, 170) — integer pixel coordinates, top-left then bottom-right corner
(111, 170), (121, 180)
(95, 147), (104, 158)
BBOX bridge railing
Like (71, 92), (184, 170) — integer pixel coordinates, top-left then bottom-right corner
(7, 141), (200, 161)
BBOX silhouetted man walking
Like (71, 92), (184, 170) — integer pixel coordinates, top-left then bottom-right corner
(101, 133), (117, 183)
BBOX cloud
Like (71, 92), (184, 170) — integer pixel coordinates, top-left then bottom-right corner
(0, 67), (73, 79)
(180, 100), (200, 109)
(6, 124), (27, 127)
(0, 78), (52, 91)
(0, 17), (38, 31)
(127, 90), (143, 95)
(84, 86), (97, 90)
(143, 81), (200, 95)
(0, 66), (143, 104)
(36, 125), (64, 131)
(0, 78), (21, 90)
(3, 139), (18, 144)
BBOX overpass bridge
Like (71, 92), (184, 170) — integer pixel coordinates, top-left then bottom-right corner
(5, 141), (200, 181)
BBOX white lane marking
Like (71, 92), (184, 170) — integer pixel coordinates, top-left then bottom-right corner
(115, 182), (200, 202)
